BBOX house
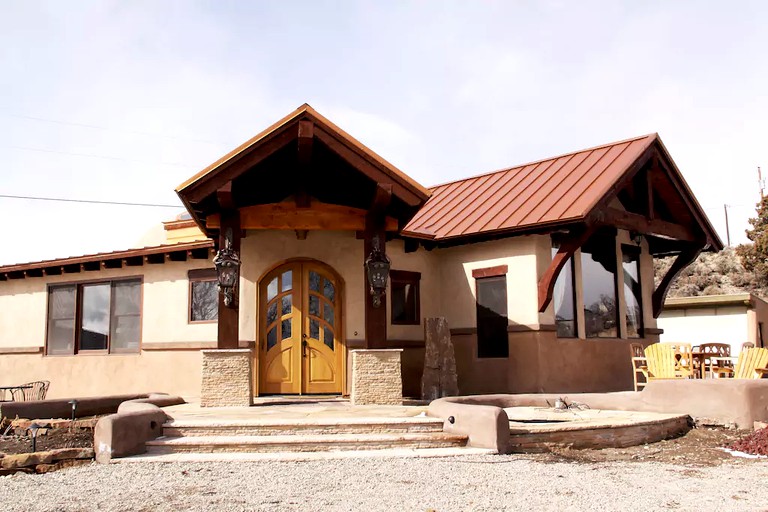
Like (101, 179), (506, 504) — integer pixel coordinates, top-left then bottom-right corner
(0, 104), (722, 401)
(658, 293), (768, 354)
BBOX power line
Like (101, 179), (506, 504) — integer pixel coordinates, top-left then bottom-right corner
(1, 112), (226, 146)
(0, 194), (181, 208)
(3, 145), (197, 168)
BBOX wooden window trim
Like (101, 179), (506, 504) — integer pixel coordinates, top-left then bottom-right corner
(45, 276), (143, 356)
(472, 265), (508, 279)
(390, 270), (421, 326)
(188, 269), (219, 324)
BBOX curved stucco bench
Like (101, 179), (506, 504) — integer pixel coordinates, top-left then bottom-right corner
(94, 393), (185, 463)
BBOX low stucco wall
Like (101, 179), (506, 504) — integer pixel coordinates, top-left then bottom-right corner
(0, 350), (203, 400)
(451, 331), (657, 395)
(432, 379), (768, 431)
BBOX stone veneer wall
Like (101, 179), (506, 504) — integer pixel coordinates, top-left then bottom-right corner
(351, 349), (403, 406)
(200, 349), (253, 407)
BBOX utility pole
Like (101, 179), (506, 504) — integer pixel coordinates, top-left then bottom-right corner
(724, 204), (731, 247)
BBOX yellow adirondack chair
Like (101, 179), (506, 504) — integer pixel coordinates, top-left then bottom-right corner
(644, 343), (695, 380)
(709, 347), (768, 379)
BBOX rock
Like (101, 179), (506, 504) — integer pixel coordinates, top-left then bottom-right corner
(421, 317), (459, 401)
(0, 451), (55, 470)
(35, 459), (91, 473)
(50, 447), (94, 461)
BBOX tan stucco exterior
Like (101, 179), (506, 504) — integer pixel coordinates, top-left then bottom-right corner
(0, 224), (664, 400)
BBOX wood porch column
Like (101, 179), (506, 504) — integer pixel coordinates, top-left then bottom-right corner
(217, 209), (241, 349)
(364, 184), (392, 349)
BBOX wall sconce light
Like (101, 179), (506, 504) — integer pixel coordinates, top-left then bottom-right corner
(213, 227), (241, 307)
(364, 234), (391, 308)
(630, 231), (643, 245)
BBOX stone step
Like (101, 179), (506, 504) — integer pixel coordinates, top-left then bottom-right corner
(119, 446), (496, 463)
(163, 416), (444, 437)
(146, 432), (467, 454)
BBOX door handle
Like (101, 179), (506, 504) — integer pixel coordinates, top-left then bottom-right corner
(302, 339), (308, 357)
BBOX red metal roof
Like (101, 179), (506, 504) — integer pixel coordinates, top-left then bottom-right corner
(403, 134), (658, 240)
(0, 240), (214, 278)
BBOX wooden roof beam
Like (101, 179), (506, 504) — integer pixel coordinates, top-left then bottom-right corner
(596, 207), (696, 242)
(295, 120), (313, 208)
(207, 202), (398, 231)
(314, 127), (423, 207)
(183, 127), (297, 203)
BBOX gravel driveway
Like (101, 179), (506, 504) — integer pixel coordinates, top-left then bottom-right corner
(2, 455), (767, 511)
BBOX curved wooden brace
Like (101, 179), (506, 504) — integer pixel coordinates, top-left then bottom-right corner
(537, 229), (593, 313)
(651, 246), (702, 318)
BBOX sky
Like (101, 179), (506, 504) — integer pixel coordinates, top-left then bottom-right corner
(1, 0), (767, 265)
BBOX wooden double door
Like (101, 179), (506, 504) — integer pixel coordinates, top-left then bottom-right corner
(259, 260), (344, 394)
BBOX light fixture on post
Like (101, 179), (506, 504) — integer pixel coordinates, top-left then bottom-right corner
(364, 234), (391, 308)
(630, 231), (643, 245)
(213, 227), (241, 307)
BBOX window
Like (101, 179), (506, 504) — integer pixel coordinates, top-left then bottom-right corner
(475, 271), (508, 358)
(189, 269), (218, 322)
(46, 279), (141, 355)
(581, 237), (618, 338)
(552, 247), (577, 338)
(390, 270), (420, 325)
(622, 247), (643, 338)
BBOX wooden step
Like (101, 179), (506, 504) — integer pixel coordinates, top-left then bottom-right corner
(146, 432), (467, 454)
(163, 417), (444, 437)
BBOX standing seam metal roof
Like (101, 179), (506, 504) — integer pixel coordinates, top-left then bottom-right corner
(403, 134), (658, 240)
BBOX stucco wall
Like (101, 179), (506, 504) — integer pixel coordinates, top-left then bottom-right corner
(0, 260), (215, 399)
(0, 260), (218, 350)
(658, 306), (749, 355)
(436, 235), (542, 329)
(238, 230), (365, 343)
(0, 350), (202, 400)
(386, 239), (441, 340)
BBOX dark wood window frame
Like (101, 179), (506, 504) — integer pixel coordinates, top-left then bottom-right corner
(45, 276), (143, 356)
(188, 268), (219, 324)
(475, 269), (509, 359)
(550, 232), (646, 340)
(390, 269), (421, 326)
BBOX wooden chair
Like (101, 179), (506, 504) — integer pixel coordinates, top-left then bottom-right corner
(697, 343), (732, 378)
(644, 343), (695, 380)
(629, 343), (648, 391)
(16, 381), (50, 401)
(741, 342), (755, 351)
(709, 347), (768, 379)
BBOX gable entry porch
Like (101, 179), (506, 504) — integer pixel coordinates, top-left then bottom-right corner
(176, 105), (430, 405)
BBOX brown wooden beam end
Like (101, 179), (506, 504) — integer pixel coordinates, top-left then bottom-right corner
(217, 181), (235, 210)
(295, 229), (308, 240)
(651, 246), (702, 318)
(297, 120), (313, 165)
(369, 183), (393, 217)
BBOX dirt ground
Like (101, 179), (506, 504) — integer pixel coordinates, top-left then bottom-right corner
(534, 426), (755, 466)
(0, 427), (93, 455)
